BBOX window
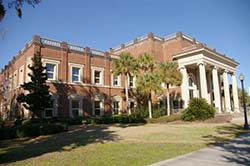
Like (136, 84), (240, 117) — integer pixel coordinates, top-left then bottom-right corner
(44, 100), (54, 118)
(46, 63), (56, 80)
(94, 101), (101, 116)
(112, 101), (120, 115)
(19, 66), (24, 86)
(72, 67), (80, 82)
(112, 74), (120, 86)
(94, 70), (101, 84)
(93, 94), (104, 116)
(42, 59), (59, 81)
(13, 70), (17, 88)
(129, 101), (135, 113)
(92, 67), (104, 85)
(72, 99), (80, 118)
(69, 63), (84, 83)
(69, 94), (83, 118)
(129, 75), (135, 87)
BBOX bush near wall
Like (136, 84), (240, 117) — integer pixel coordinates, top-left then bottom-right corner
(146, 114), (182, 123)
(0, 119), (67, 140)
(181, 98), (216, 121)
(134, 106), (165, 119)
(85, 114), (146, 125)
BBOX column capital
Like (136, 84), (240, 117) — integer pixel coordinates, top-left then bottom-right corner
(212, 66), (219, 70)
(231, 71), (236, 75)
(179, 65), (186, 70)
(223, 69), (229, 74)
(197, 61), (206, 66)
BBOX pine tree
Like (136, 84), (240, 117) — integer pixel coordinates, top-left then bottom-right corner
(17, 53), (51, 119)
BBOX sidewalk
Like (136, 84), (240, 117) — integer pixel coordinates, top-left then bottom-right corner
(151, 133), (250, 166)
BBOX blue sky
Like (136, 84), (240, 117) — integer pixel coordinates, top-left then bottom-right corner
(0, 0), (250, 90)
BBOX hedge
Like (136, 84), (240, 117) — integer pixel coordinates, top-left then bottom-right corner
(181, 98), (216, 121)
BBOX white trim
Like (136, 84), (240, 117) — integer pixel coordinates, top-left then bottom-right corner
(68, 94), (84, 118)
(111, 96), (122, 115)
(44, 94), (59, 118)
(129, 75), (136, 88)
(13, 70), (18, 88)
(42, 58), (60, 81)
(69, 63), (84, 83)
(91, 66), (104, 85)
(111, 74), (121, 87)
(92, 94), (104, 116)
(18, 65), (24, 86)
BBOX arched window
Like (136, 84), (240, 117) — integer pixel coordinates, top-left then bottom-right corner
(92, 94), (104, 116)
(112, 96), (122, 115)
(44, 94), (59, 118)
(68, 94), (83, 118)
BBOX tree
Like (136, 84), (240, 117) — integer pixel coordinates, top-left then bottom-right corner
(238, 88), (250, 107)
(17, 53), (51, 119)
(0, 74), (10, 119)
(112, 52), (138, 114)
(159, 61), (182, 116)
(136, 53), (160, 118)
(0, 0), (41, 21)
(136, 72), (162, 118)
(138, 53), (155, 73)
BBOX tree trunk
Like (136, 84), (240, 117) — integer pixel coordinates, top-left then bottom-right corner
(148, 94), (152, 119)
(167, 85), (170, 116)
(125, 73), (130, 114)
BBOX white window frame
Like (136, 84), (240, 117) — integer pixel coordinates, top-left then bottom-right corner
(44, 94), (58, 118)
(68, 94), (83, 118)
(112, 96), (122, 115)
(129, 75), (136, 88)
(69, 63), (84, 83)
(92, 94), (104, 116)
(9, 74), (13, 90)
(13, 70), (18, 89)
(111, 74), (121, 87)
(19, 65), (24, 86)
(42, 59), (60, 81)
(91, 67), (104, 85)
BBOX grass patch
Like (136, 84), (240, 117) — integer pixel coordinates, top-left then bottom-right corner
(0, 122), (246, 166)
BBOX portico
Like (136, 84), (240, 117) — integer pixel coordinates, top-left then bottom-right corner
(174, 46), (239, 113)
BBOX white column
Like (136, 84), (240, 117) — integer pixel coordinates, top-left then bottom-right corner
(223, 70), (231, 113)
(232, 73), (240, 112)
(180, 66), (189, 108)
(212, 66), (222, 113)
(198, 62), (208, 101)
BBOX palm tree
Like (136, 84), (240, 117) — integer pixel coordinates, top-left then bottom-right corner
(112, 52), (138, 114)
(138, 53), (155, 73)
(159, 62), (182, 116)
(136, 72), (162, 118)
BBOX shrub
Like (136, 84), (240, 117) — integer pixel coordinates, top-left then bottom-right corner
(146, 114), (181, 123)
(16, 123), (40, 138)
(39, 123), (66, 135)
(0, 126), (17, 139)
(86, 114), (146, 125)
(181, 98), (216, 121)
(22, 118), (40, 126)
(134, 106), (149, 118)
(152, 108), (165, 118)
(0, 117), (4, 127)
(14, 118), (23, 126)
(68, 116), (84, 125)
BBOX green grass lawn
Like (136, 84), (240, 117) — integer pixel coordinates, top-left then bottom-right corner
(0, 122), (246, 166)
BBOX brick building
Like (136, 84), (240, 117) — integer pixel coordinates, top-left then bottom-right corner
(0, 32), (240, 119)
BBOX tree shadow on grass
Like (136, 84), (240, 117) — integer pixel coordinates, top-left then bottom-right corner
(202, 123), (250, 166)
(0, 125), (120, 164)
